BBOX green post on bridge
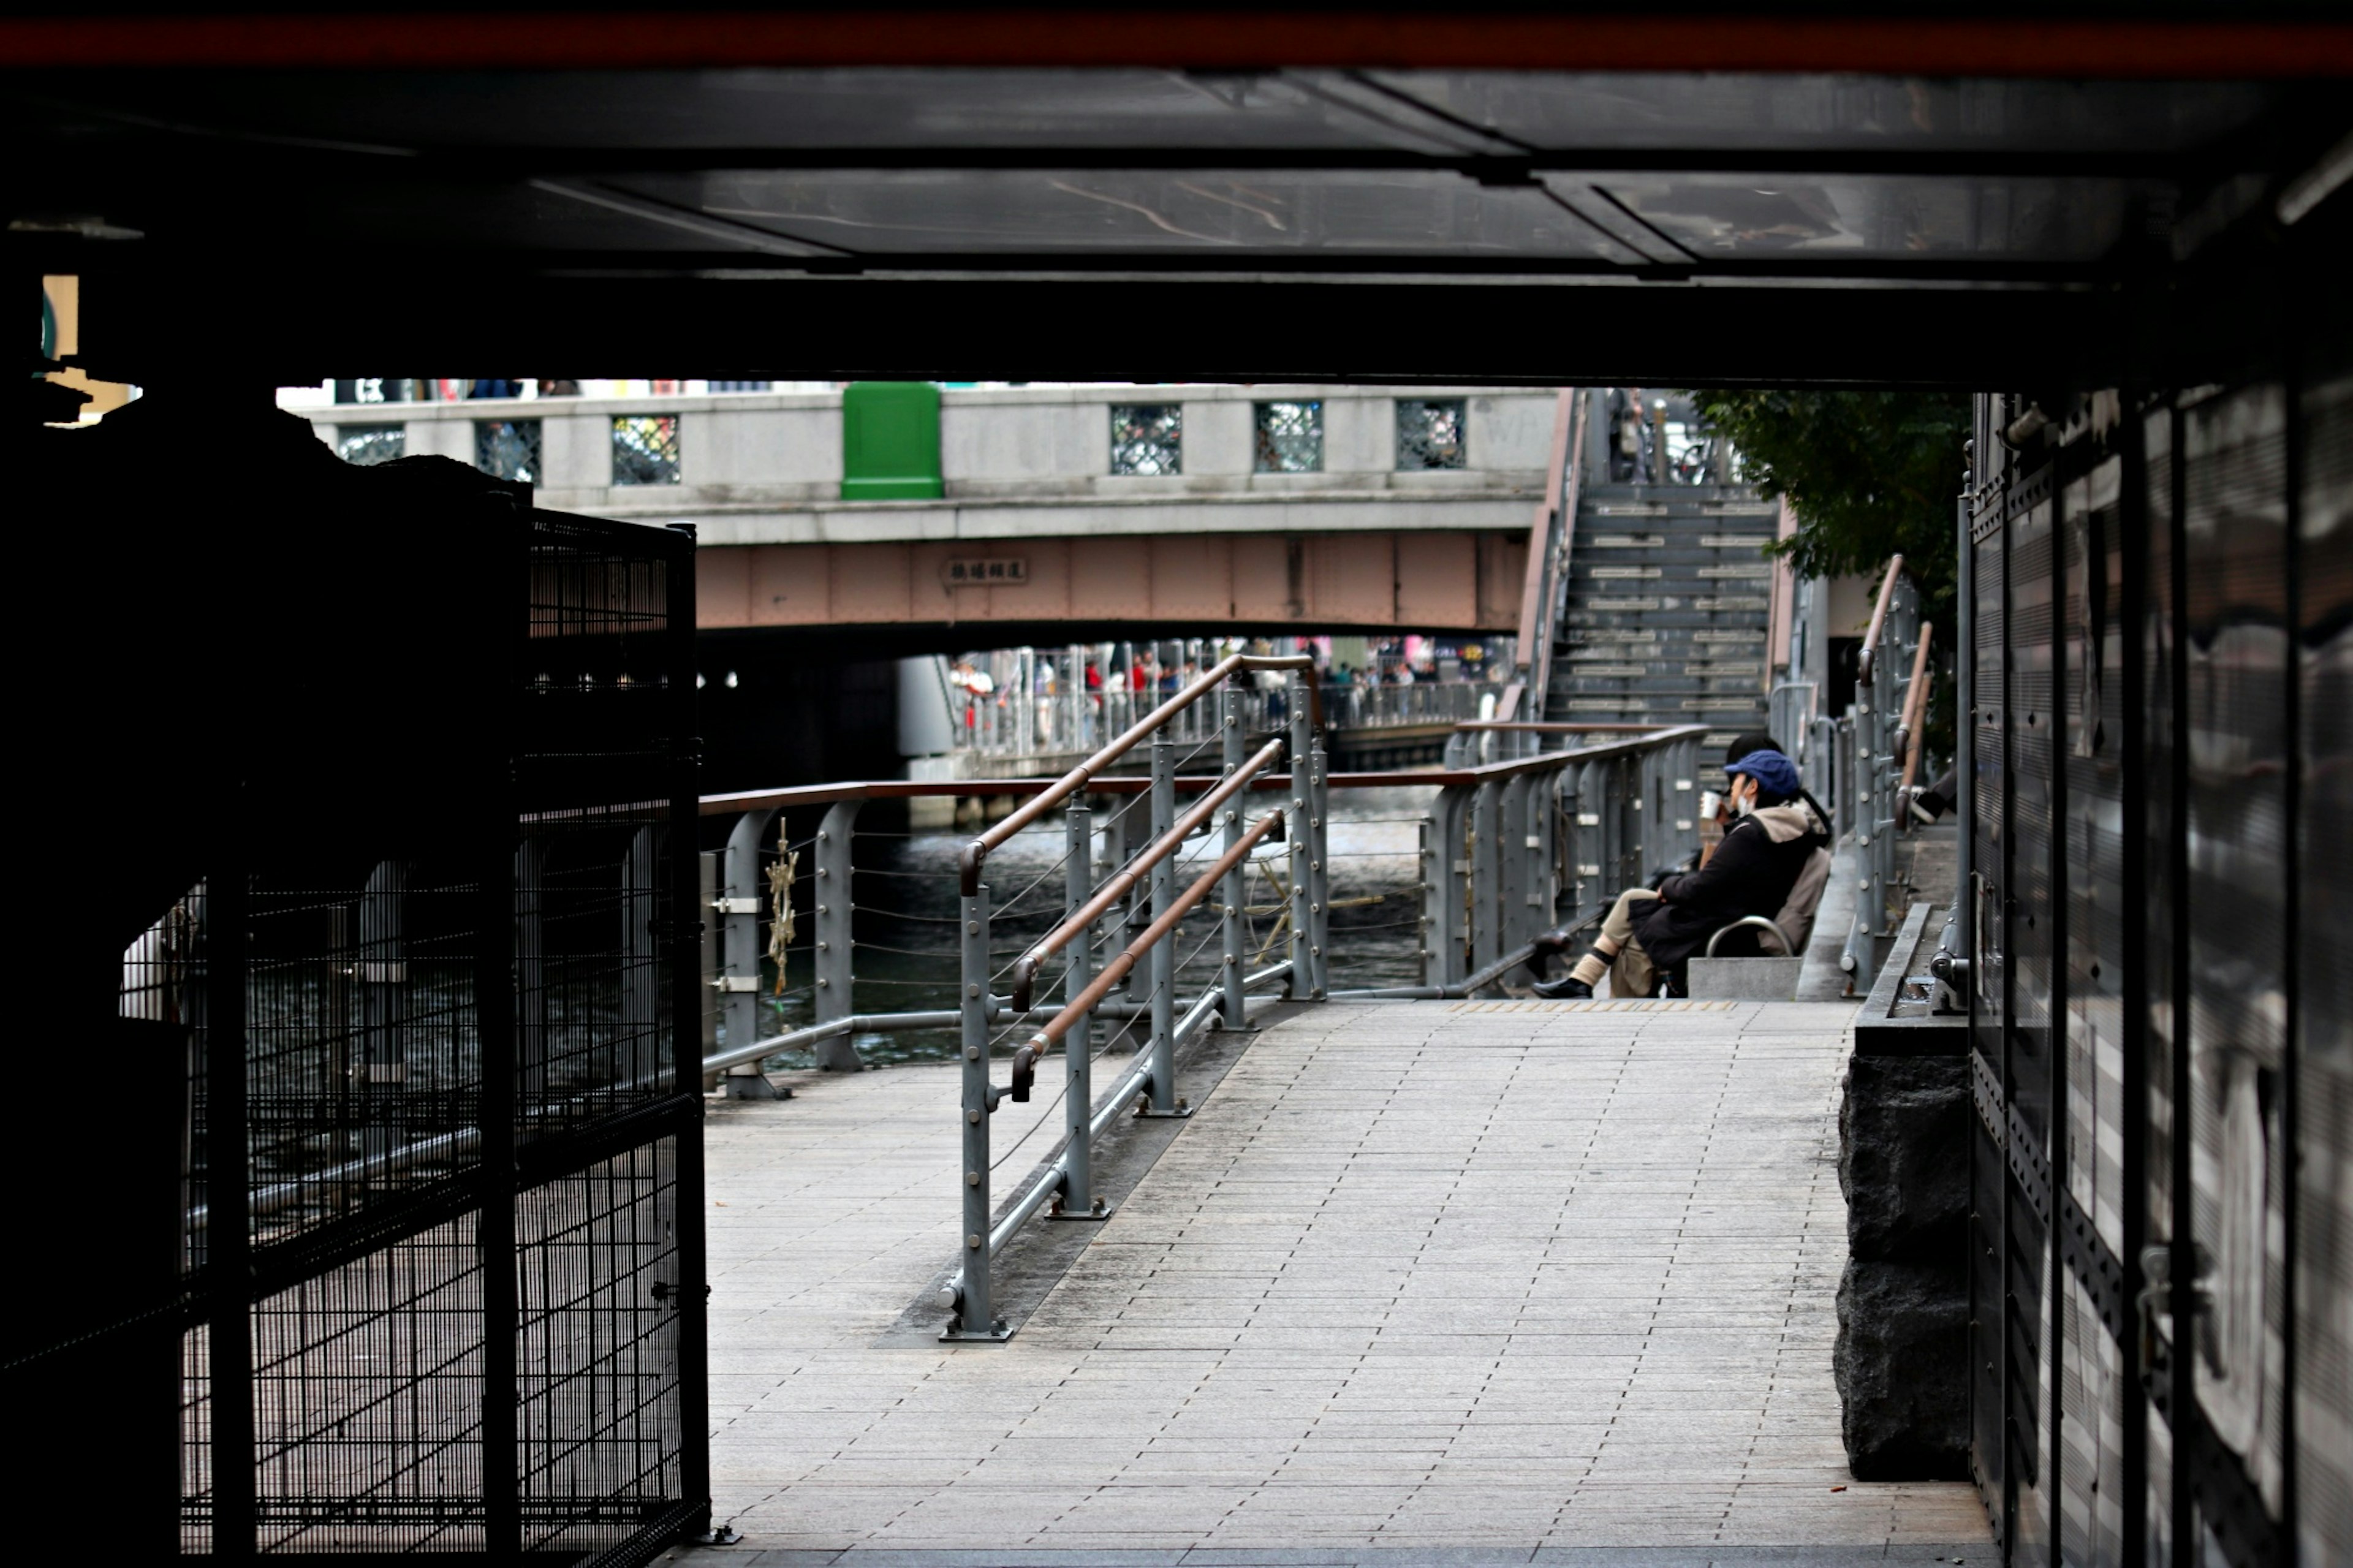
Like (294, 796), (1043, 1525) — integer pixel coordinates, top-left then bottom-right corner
(841, 380), (945, 500)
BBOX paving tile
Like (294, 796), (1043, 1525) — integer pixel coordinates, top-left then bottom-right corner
(675, 1002), (1990, 1559)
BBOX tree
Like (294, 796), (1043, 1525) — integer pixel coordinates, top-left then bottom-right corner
(1695, 390), (1969, 632)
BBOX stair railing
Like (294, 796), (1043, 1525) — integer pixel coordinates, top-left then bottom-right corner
(1840, 557), (1925, 990)
(1504, 388), (1586, 755)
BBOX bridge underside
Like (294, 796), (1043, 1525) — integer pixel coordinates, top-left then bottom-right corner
(13, 16), (2345, 393)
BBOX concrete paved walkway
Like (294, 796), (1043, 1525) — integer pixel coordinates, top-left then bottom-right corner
(689, 1000), (1991, 1561)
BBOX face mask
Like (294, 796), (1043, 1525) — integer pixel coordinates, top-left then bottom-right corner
(1732, 786), (1756, 816)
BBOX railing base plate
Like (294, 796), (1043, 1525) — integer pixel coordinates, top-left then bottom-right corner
(1133, 1106), (1194, 1120)
(1048, 1206), (1115, 1222)
(939, 1320), (1012, 1344)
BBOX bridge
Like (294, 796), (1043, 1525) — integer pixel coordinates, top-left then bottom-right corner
(298, 383), (1556, 641)
(22, 13), (2353, 1568)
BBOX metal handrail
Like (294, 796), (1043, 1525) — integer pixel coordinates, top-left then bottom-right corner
(1449, 721), (1664, 732)
(695, 714), (1707, 1341)
(958, 653), (1316, 895)
(1706, 915), (1794, 958)
(1007, 735), (1286, 1010)
(1896, 621), (1936, 794)
(1855, 554), (1906, 687)
(1009, 811), (1285, 1099)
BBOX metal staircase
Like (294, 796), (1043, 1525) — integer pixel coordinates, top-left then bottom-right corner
(1537, 393), (1776, 773)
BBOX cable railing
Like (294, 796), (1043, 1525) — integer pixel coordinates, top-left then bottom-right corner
(697, 707), (1705, 1342)
(942, 655), (1495, 764)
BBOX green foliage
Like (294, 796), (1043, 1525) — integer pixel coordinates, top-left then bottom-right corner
(1696, 390), (1968, 631)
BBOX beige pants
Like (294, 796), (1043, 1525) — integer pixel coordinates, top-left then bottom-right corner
(1567, 887), (1664, 998)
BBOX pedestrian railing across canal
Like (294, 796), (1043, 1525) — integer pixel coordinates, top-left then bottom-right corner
(699, 665), (1707, 1341)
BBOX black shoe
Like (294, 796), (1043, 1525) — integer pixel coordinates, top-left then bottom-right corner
(1532, 975), (1594, 999)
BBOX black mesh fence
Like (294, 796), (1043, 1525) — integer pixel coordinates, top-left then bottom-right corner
(108, 502), (705, 1564)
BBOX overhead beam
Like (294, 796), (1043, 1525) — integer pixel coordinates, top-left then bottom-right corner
(75, 268), (2119, 390)
(5, 10), (2351, 78)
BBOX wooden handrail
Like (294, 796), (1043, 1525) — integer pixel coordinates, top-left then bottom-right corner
(1012, 811), (1285, 1072)
(1006, 736), (1286, 1010)
(957, 652), (1313, 894)
(1855, 554), (1906, 687)
(1898, 621), (1936, 793)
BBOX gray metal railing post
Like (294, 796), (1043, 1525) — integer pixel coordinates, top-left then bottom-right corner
(698, 850), (721, 1093)
(1532, 771), (1558, 939)
(1417, 813), (1436, 985)
(1633, 749), (1656, 879)
(1572, 761), (1602, 923)
(1673, 738), (1699, 868)
(1939, 492), (1976, 1011)
(1145, 727), (1182, 1115)
(1060, 800), (1104, 1216)
(947, 882), (1004, 1339)
(812, 798), (863, 1071)
(1219, 684), (1250, 1028)
(1098, 798), (1131, 1006)
(1470, 779), (1502, 983)
(1306, 739), (1332, 999)
(1427, 785), (1472, 987)
(719, 807), (784, 1097)
(1846, 657), (1887, 988)
(1594, 759), (1619, 900)
(1287, 675), (1315, 1002)
(1498, 774), (1531, 967)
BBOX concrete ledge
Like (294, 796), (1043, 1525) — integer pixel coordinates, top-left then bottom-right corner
(1686, 955), (1803, 1000)
(1854, 901), (1967, 1057)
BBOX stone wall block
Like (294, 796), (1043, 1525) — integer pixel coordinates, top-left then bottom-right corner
(1835, 1257), (1971, 1480)
(1839, 1053), (1971, 1261)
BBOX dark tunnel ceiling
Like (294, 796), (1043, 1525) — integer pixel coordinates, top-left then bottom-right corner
(10, 65), (2349, 386)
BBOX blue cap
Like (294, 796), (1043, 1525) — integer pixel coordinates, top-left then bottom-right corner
(1726, 748), (1800, 802)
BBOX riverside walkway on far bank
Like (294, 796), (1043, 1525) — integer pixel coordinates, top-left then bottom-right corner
(677, 999), (1993, 1565)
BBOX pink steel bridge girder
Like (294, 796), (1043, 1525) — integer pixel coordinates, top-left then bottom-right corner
(695, 529), (1526, 632)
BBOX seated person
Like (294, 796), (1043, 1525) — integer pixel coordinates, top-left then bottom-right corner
(1533, 748), (1829, 999)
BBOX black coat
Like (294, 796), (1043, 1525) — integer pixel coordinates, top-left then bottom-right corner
(1631, 805), (1827, 972)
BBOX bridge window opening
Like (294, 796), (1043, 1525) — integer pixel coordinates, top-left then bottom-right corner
(333, 424), (404, 467)
(613, 414), (682, 486)
(1110, 403), (1181, 475)
(1253, 399), (1323, 472)
(474, 417), (541, 483)
(1395, 398), (1467, 471)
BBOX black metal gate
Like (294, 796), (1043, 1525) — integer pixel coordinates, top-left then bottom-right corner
(1965, 315), (2352, 1564)
(110, 501), (709, 1564)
